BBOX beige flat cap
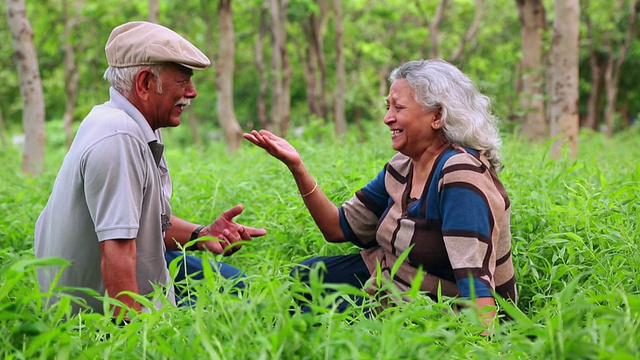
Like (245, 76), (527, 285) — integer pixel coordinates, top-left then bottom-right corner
(105, 21), (210, 70)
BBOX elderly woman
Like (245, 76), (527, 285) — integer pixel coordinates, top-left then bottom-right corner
(244, 59), (517, 321)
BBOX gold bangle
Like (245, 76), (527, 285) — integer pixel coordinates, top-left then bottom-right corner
(301, 181), (318, 198)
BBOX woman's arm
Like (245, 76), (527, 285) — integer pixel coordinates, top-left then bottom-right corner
(475, 296), (496, 336)
(244, 130), (346, 242)
(287, 161), (346, 242)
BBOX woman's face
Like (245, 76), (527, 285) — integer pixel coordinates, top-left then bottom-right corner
(384, 79), (439, 158)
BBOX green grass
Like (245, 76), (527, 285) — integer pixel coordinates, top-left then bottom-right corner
(1, 122), (639, 359)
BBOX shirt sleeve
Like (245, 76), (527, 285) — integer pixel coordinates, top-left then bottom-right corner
(81, 133), (148, 241)
(438, 153), (495, 298)
(339, 165), (390, 248)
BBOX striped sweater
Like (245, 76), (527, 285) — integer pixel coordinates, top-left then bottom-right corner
(338, 145), (517, 303)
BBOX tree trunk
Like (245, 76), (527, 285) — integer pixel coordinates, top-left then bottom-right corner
(0, 106), (7, 150)
(7, 0), (46, 175)
(297, 33), (319, 117)
(62, 0), (80, 149)
(417, 0), (448, 58)
(268, 0), (290, 135)
(189, 1), (214, 149)
(620, 102), (630, 129)
(148, 0), (159, 23)
(584, 51), (604, 131)
(603, 54), (618, 137)
(299, 0), (328, 121)
(549, 0), (579, 159)
(255, 5), (268, 128)
(449, 0), (483, 63)
(415, 0), (479, 63)
(281, 13), (292, 136)
(583, 1), (603, 131)
(333, 0), (346, 136)
(268, 0), (283, 134)
(202, 0), (216, 65)
(603, 0), (637, 138)
(378, 62), (392, 98)
(515, 0), (547, 140)
(313, 0), (328, 122)
(216, 0), (243, 152)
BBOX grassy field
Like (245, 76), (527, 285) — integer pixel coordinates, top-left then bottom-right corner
(1, 121), (639, 359)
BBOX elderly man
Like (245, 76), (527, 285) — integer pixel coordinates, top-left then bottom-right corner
(35, 21), (266, 319)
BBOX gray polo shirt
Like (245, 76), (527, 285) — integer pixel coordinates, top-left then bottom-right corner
(35, 87), (175, 313)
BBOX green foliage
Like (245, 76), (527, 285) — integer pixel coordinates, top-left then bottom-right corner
(1, 122), (640, 358)
(2, 0), (639, 136)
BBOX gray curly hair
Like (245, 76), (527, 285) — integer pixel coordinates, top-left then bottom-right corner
(389, 59), (503, 171)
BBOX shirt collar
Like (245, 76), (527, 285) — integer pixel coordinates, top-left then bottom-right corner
(107, 87), (158, 144)
(107, 87), (164, 165)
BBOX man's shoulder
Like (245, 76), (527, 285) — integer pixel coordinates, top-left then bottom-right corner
(84, 103), (134, 127)
(78, 104), (145, 139)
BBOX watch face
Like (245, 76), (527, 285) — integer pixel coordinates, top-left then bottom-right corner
(161, 213), (171, 231)
(191, 225), (204, 240)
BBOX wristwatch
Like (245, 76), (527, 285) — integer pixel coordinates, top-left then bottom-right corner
(187, 225), (205, 251)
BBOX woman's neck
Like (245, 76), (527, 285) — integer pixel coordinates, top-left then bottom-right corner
(411, 137), (449, 174)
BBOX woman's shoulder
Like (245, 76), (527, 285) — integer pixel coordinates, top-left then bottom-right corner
(438, 145), (485, 169)
(387, 152), (412, 176)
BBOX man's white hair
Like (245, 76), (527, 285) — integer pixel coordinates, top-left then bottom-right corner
(103, 64), (164, 96)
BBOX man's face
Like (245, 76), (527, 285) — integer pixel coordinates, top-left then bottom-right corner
(147, 64), (197, 130)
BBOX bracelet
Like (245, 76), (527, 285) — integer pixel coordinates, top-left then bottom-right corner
(111, 317), (131, 327)
(301, 181), (318, 198)
(187, 225), (205, 251)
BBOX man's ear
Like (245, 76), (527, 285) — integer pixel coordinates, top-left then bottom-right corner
(133, 69), (155, 101)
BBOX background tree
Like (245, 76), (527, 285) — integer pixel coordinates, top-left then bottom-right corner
(61, 0), (81, 149)
(332, 0), (346, 136)
(268, 0), (291, 135)
(6, 0), (46, 175)
(216, 0), (243, 152)
(549, 0), (580, 158)
(254, 3), (269, 129)
(416, 0), (448, 59)
(148, 0), (159, 23)
(448, 0), (483, 63)
(515, 0), (547, 140)
(582, 0), (606, 131)
(602, 0), (638, 137)
(0, 106), (6, 149)
(291, 0), (329, 122)
(2, 0), (640, 160)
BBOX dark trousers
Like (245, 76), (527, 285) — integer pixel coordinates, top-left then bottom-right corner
(164, 251), (245, 306)
(290, 254), (370, 312)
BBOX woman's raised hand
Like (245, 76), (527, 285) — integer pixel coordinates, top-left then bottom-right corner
(243, 130), (302, 169)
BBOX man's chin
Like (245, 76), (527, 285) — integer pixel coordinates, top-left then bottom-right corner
(168, 118), (182, 128)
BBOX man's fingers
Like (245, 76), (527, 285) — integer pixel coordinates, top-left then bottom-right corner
(237, 226), (251, 241)
(221, 229), (241, 256)
(222, 229), (240, 242)
(202, 240), (224, 255)
(245, 226), (267, 237)
(221, 204), (244, 221)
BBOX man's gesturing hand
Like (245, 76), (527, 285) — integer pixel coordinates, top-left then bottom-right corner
(197, 204), (267, 256)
